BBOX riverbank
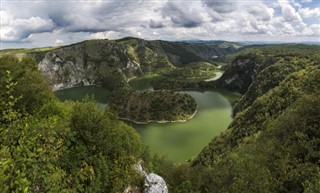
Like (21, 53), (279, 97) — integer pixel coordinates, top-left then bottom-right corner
(204, 71), (223, 82)
(53, 83), (98, 91)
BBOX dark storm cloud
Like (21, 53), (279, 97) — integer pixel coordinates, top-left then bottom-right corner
(202, 0), (237, 13)
(149, 19), (165, 28)
(162, 2), (203, 28)
(1, 0), (153, 41)
(247, 5), (273, 21)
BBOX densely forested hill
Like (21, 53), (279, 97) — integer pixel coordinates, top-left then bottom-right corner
(213, 45), (320, 92)
(0, 56), (145, 192)
(149, 45), (320, 192)
(151, 44), (320, 92)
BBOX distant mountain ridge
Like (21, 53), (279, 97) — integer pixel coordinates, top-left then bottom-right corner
(15, 37), (240, 90)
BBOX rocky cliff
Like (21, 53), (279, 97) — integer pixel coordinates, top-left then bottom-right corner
(27, 37), (238, 91)
(34, 40), (143, 90)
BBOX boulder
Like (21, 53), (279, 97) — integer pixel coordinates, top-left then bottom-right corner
(143, 173), (168, 193)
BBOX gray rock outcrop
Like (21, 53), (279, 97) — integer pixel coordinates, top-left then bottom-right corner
(33, 41), (143, 91)
(143, 173), (168, 193)
(131, 161), (168, 193)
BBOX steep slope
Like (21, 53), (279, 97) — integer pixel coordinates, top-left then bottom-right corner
(149, 46), (320, 192)
(192, 46), (320, 168)
(23, 37), (238, 90)
(30, 39), (147, 90)
(194, 65), (320, 165)
(213, 45), (320, 114)
(151, 45), (320, 95)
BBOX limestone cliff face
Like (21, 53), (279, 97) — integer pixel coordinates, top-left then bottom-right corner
(38, 53), (96, 90)
(35, 40), (143, 90)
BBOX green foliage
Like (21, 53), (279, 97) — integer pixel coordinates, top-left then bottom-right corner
(0, 56), (55, 115)
(146, 45), (320, 193)
(0, 56), (144, 192)
(152, 93), (320, 193)
(0, 72), (70, 192)
(60, 99), (142, 192)
(161, 65), (217, 81)
(0, 70), (22, 124)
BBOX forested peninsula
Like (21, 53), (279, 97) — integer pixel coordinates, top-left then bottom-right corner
(109, 90), (197, 124)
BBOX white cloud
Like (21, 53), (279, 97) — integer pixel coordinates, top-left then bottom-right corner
(202, 0), (238, 14)
(88, 31), (119, 40)
(278, 0), (302, 22)
(247, 3), (274, 21)
(1, 0), (319, 48)
(161, 1), (206, 28)
(0, 11), (55, 41)
(54, 39), (64, 45)
(309, 24), (320, 36)
(209, 19), (235, 33)
(299, 7), (320, 18)
(0, 10), (12, 25)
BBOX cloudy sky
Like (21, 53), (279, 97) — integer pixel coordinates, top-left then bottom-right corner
(0, 0), (319, 49)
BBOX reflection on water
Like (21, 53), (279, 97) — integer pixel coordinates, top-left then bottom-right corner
(55, 79), (240, 162)
(55, 86), (111, 104)
(132, 90), (239, 162)
(129, 75), (240, 162)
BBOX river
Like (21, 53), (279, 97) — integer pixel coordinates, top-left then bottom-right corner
(55, 77), (240, 162)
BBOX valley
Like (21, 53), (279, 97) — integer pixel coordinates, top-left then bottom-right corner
(21, 38), (233, 124)
(2, 0), (320, 192)
(55, 74), (240, 162)
(1, 38), (319, 193)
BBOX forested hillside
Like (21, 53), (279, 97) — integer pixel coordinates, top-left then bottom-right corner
(0, 56), (144, 192)
(149, 45), (320, 192)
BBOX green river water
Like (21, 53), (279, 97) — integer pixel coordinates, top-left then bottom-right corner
(55, 77), (240, 162)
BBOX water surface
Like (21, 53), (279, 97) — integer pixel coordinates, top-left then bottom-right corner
(129, 76), (240, 162)
(55, 79), (240, 162)
(55, 86), (111, 103)
(130, 90), (239, 162)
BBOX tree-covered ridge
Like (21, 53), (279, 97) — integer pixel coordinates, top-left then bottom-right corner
(150, 45), (320, 93)
(154, 93), (320, 193)
(109, 90), (197, 124)
(194, 65), (320, 166)
(0, 57), (145, 192)
(146, 46), (320, 193)
(213, 44), (320, 94)
(192, 44), (320, 167)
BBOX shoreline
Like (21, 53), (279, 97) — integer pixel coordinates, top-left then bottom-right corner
(118, 106), (198, 125)
(204, 71), (223, 82)
(53, 83), (98, 91)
